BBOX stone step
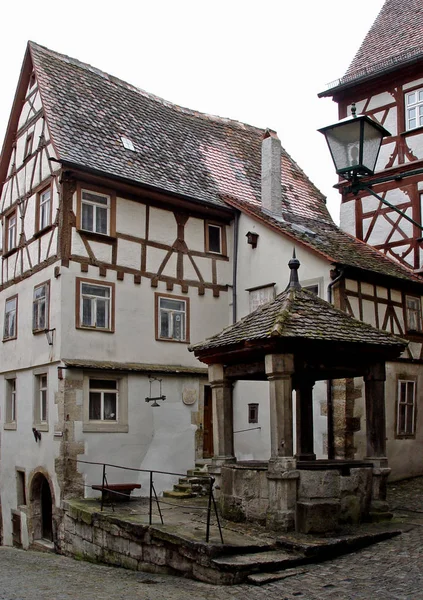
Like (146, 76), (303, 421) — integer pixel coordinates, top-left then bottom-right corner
(187, 468), (209, 477)
(162, 490), (194, 499)
(211, 549), (302, 573)
(247, 567), (307, 585)
(174, 484), (193, 493)
(179, 476), (211, 485)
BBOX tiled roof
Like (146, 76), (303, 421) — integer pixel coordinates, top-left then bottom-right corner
(29, 42), (328, 221)
(63, 359), (207, 374)
(225, 196), (423, 285)
(190, 282), (407, 355)
(338, 0), (423, 87)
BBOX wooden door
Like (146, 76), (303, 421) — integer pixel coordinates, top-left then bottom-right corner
(203, 385), (214, 458)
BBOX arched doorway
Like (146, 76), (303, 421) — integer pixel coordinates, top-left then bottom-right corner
(30, 472), (53, 542)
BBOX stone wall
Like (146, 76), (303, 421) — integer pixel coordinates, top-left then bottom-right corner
(219, 464), (268, 524)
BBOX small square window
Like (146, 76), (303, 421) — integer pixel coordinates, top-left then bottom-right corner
(248, 403), (259, 424)
(3, 296), (17, 341)
(37, 186), (52, 232)
(33, 282), (50, 332)
(405, 295), (422, 332)
(89, 379), (118, 421)
(156, 294), (189, 343)
(205, 221), (226, 255)
(247, 284), (276, 313)
(76, 278), (115, 332)
(83, 373), (128, 433)
(397, 379), (416, 437)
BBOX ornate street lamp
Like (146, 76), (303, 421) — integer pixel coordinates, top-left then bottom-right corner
(318, 104), (391, 181)
(319, 104), (423, 233)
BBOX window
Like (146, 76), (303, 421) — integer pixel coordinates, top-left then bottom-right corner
(34, 373), (48, 429)
(405, 295), (422, 332)
(205, 221), (226, 254)
(247, 283), (276, 313)
(16, 470), (26, 506)
(76, 278), (115, 332)
(83, 374), (128, 432)
(3, 296), (17, 340)
(37, 186), (52, 231)
(23, 132), (34, 160)
(81, 189), (110, 235)
(397, 379), (416, 436)
(5, 377), (17, 429)
(33, 282), (49, 332)
(89, 379), (118, 421)
(5, 210), (17, 253)
(405, 88), (423, 131)
(248, 403), (259, 424)
(156, 294), (189, 342)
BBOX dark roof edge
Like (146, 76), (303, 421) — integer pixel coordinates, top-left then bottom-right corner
(62, 358), (208, 375)
(59, 159), (235, 216)
(336, 263), (423, 290)
(318, 53), (423, 98)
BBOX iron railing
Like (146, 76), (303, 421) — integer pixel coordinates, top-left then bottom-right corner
(74, 459), (224, 543)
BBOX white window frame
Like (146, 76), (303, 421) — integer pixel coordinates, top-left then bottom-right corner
(34, 372), (48, 431)
(157, 295), (188, 342)
(405, 295), (422, 332)
(6, 211), (17, 252)
(4, 376), (17, 429)
(33, 282), (49, 332)
(405, 88), (423, 131)
(397, 379), (416, 437)
(3, 296), (17, 340)
(83, 373), (128, 433)
(88, 378), (119, 422)
(38, 188), (51, 231)
(246, 283), (276, 313)
(79, 281), (113, 331)
(81, 189), (110, 235)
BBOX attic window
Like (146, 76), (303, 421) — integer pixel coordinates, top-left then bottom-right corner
(29, 72), (36, 89)
(121, 136), (135, 151)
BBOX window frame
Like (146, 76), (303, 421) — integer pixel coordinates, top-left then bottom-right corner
(248, 403), (259, 424)
(396, 378), (417, 438)
(3, 295), (18, 341)
(405, 87), (423, 131)
(4, 208), (18, 255)
(155, 292), (190, 343)
(405, 295), (422, 333)
(4, 375), (17, 430)
(32, 280), (50, 334)
(35, 183), (53, 233)
(246, 283), (276, 313)
(205, 220), (227, 255)
(23, 132), (34, 161)
(76, 278), (115, 332)
(33, 371), (48, 432)
(76, 184), (116, 238)
(83, 373), (128, 433)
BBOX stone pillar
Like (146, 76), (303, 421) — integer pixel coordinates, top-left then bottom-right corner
(364, 363), (387, 463)
(265, 353), (295, 464)
(265, 354), (298, 532)
(208, 364), (235, 467)
(364, 362), (391, 521)
(295, 379), (316, 461)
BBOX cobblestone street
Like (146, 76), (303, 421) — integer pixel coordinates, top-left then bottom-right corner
(1, 478), (423, 600)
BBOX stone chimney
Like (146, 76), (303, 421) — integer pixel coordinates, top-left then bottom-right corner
(261, 129), (282, 217)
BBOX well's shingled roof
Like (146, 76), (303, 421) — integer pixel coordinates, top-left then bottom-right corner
(190, 282), (407, 355)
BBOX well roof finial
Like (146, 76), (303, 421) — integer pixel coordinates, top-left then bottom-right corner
(287, 249), (301, 290)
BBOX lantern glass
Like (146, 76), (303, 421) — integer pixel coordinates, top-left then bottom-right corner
(319, 115), (390, 178)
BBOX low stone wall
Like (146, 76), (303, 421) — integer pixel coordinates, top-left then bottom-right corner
(58, 501), (237, 584)
(219, 464), (268, 524)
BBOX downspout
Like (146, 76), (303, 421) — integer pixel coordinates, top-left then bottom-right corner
(232, 211), (239, 324)
(326, 267), (345, 460)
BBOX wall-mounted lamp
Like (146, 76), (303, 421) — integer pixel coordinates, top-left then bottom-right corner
(44, 328), (55, 345)
(145, 375), (166, 407)
(32, 427), (42, 442)
(246, 231), (259, 249)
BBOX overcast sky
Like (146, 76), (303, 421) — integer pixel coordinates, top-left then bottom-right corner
(0, 0), (385, 222)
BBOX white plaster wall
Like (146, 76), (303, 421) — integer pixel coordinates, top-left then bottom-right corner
(339, 199), (356, 236)
(367, 92), (395, 112)
(235, 213), (331, 319)
(185, 216), (205, 252)
(377, 141), (396, 170)
(0, 362), (61, 546)
(406, 135), (423, 159)
(149, 207), (177, 245)
(116, 197), (146, 237)
(60, 263), (230, 365)
(116, 238), (142, 270)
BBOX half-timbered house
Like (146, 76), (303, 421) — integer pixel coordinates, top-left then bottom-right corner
(319, 0), (423, 271)
(1, 41), (423, 548)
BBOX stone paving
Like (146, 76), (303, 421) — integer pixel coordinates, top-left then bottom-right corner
(1, 478), (423, 600)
